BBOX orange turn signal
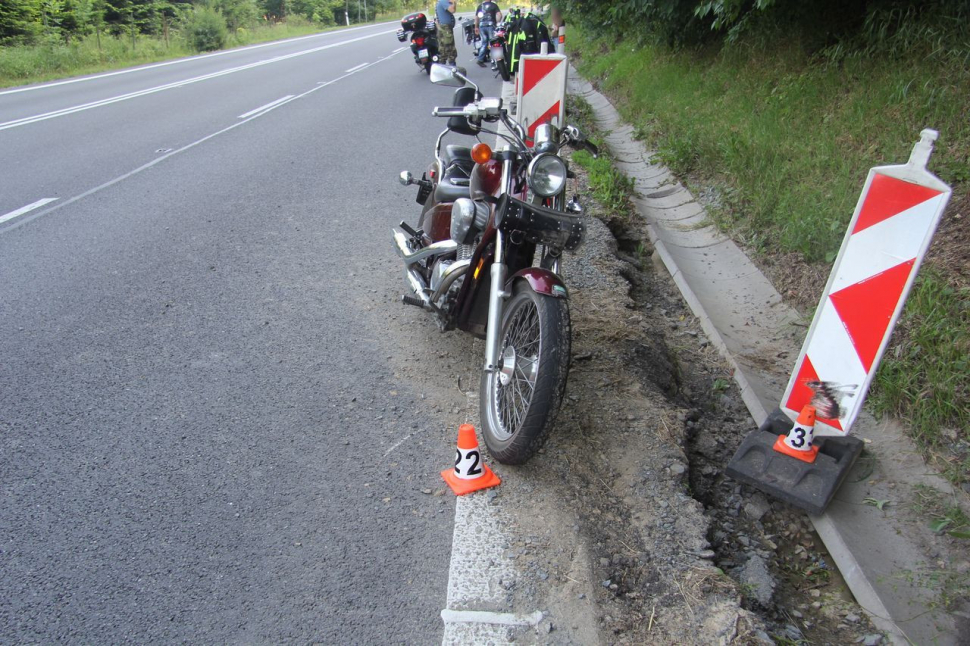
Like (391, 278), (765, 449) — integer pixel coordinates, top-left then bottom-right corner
(471, 143), (493, 165)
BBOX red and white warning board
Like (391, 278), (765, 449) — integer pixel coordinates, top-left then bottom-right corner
(782, 129), (952, 436)
(515, 53), (567, 147)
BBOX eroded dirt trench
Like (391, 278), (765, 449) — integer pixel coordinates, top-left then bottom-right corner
(518, 167), (885, 643)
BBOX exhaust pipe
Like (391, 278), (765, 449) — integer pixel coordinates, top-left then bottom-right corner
(392, 228), (458, 266)
(431, 259), (470, 301)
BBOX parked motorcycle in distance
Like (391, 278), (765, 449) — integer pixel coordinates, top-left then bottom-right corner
(392, 65), (598, 465)
(488, 26), (510, 82)
(459, 15), (507, 80)
(460, 16), (476, 46)
(396, 12), (439, 73)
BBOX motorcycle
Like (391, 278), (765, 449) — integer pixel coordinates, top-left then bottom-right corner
(488, 26), (510, 82)
(392, 65), (598, 465)
(460, 15), (508, 80)
(396, 12), (439, 73)
(460, 16), (476, 46)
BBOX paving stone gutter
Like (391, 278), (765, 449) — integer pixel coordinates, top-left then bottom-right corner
(566, 68), (969, 645)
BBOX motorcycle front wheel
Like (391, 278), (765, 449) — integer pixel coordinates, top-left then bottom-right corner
(480, 282), (570, 464)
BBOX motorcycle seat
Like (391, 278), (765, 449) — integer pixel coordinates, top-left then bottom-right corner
(443, 145), (472, 166)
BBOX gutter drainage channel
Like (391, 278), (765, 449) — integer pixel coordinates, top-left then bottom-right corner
(566, 69), (960, 645)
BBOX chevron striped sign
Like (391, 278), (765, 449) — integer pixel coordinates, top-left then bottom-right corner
(781, 130), (952, 436)
(515, 53), (567, 147)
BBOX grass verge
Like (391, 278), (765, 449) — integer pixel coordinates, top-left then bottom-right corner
(567, 25), (969, 486)
(0, 16), (394, 89)
(571, 149), (634, 215)
(0, 1), (484, 89)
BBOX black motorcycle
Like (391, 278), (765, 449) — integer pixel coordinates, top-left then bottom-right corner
(396, 12), (439, 73)
(460, 16), (476, 46)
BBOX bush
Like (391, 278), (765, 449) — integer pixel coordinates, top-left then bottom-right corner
(184, 7), (227, 51)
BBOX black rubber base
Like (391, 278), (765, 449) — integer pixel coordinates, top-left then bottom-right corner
(726, 408), (865, 515)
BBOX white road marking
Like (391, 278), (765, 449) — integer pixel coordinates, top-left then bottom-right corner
(393, 46), (408, 53)
(441, 494), (541, 644)
(237, 95), (294, 119)
(440, 609), (544, 626)
(0, 30), (396, 132)
(0, 198), (58, 225)
(0, 49), (406, 234)
(441, 88), (542, 645)
(0, 21), (401, 97)
(344, 62), (368, 73)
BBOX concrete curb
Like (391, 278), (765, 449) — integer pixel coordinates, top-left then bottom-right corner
(566, 68), (961, 646)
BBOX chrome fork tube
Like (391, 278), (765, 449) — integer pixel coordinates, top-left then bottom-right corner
(484, 231), (509, 372)
(484, 154), (516, 372)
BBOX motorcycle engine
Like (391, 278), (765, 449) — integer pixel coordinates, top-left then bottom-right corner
(430, 242), (475, 307)
(450, 198), (490, 245)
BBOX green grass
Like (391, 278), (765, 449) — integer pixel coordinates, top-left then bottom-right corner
(568, 25), (970, 485)
(572, 149), (634, 215)
(571, 32), (969, 262)
(0, 16), (390, 89)
(568, 94), (636, 215)
(870, 272), (970, 483)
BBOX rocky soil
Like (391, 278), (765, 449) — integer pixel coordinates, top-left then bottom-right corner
(544, 159), (890, 644)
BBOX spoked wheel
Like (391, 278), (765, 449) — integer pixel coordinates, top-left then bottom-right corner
(480, 282), (570, 464)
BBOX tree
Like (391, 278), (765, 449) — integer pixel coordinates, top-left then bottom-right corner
(1, 0), (42, 43)
(215, 0), (258, 30)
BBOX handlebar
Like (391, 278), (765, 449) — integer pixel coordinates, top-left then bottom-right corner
(432, 106), (468, 117)
(432, 97), (504, 120)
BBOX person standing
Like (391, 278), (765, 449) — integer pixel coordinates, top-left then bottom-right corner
(436, 0), (457, 66)
(475, 1), (502, 67)
(549, 7), (565, 54)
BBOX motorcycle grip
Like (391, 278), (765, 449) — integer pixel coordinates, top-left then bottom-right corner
(433, 106), (468, 117)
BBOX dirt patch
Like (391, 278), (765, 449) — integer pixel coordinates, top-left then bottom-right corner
(549, 159), (887, 644)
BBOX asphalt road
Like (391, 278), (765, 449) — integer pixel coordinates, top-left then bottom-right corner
(1, 21), (502, 642)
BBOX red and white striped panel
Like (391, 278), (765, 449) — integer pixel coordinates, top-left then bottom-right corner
(514, 54), (567, 147)
(781, 132), (951, 435)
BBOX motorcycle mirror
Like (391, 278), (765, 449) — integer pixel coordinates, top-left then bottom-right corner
(399, 171), (414, 186)
(429, 64), (466, 87)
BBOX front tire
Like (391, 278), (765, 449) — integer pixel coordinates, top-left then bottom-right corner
(480, 282), (571, 464)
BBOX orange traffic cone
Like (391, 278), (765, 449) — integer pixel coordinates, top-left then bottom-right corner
(441, 424), (501, 495)
(773, 405), (820, 463)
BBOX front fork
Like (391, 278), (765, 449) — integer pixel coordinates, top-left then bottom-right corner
(484, 230), (510, 373)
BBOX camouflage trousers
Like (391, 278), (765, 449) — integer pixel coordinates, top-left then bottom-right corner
(437, 23), (457, 64)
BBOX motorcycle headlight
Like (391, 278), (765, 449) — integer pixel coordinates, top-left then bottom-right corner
(527, 154), (567, 198)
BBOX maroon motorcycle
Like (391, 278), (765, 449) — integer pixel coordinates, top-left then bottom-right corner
(392, 65), (597, 464)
